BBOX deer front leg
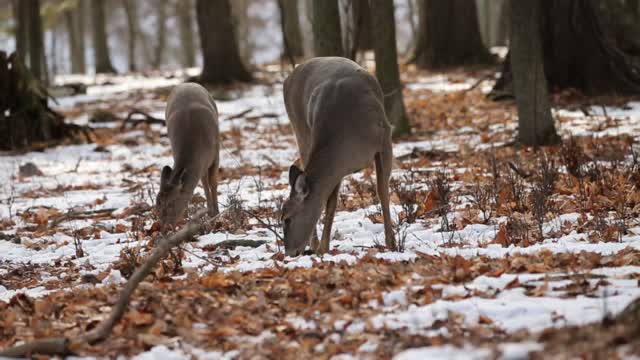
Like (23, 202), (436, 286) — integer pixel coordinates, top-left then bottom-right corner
(375, 148), (397, 250)
(317, 182), (340, 254)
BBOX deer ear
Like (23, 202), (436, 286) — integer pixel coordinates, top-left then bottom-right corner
(294, 173), (309, 199)
(289, 164), (303, 186)
(160, 166), (172, 189)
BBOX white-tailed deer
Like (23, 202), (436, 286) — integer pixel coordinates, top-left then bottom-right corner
(281, 57), (396, 256)
(156, 83), (220, 225)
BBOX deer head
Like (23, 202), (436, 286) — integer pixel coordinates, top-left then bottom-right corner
(281, 164), (319, 256)
(155, 165), (190, 225)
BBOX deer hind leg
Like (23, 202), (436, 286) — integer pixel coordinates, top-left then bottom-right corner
(207, 160), (220, 216)
(317, 182), (341, 254)
(375, 146), (397, 250)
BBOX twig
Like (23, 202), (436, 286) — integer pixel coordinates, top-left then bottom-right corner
(204, 239), (267, 250)
(507, 161), (532, 179)
(239, 208), (284, 242)
(0, 209), (223, 358)
(463, 73), (495, 94)
(121, 109), (165, 130)
(48, 208), (117, 229)
(224, 108), (253, 121)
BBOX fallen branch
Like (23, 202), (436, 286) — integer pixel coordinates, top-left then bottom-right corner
(48, 208), (117, 229)
(395, 147), (451, 162)
(203, 239), (267, 250)
(121, 109), (165, 130)
(224, 108), (253, 121)
(463, 73), (495, 94)
(0, 209), (223, 358)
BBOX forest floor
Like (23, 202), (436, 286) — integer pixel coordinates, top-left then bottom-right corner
(1, 63), (640, 359)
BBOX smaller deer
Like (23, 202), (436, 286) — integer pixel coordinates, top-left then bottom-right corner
(156, 83), (220, 225)
(281, 57), (397, 256)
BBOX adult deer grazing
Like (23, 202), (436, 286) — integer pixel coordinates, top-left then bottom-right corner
(156, 83), (220, 225)
(281, 57), (396, 256)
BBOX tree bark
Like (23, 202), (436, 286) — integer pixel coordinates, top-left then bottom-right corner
(12, 0), (29, 65)
(312, 0), (343, 57)
(412, 0), (492, 69)
(152, 0), (168, 69)
(510, 0), (559, 147)
(27, 0), (45, 84)
(345, 0), (373, 59)
(91, 0), (116, 74)
(121, 0), (138, 72)
(492, 0), (640, 96)
(177, 0), (196, 68)
(0, 52), (76, 150)
(370, 0), (410, 138)
(196, 0), (252, 84)
(77, 0), (88, 72)
(65, 7), (85, 74)
(278, 0), (304, 59)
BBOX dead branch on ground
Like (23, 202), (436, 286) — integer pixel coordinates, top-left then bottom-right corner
(0, 209), (223, 358)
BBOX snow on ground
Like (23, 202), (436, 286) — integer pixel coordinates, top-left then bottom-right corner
(1, 69), (640, 359)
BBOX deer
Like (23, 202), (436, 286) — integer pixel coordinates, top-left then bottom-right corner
(156, 82), (220, 226)
(281, 57), (397, 256)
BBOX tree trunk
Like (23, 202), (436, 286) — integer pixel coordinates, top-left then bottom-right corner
(492, 0), (640, 96)
(122, 0), (138, 72)
(196, 0), (252, 84)
(0, 52), (75, 150)
(27, 0), (45, 84)
(405, 0), (418, 54)
(12, 0), (29, 65)
(77, 0), (87, 73)
(152, 0), (168, 69)
(370, 0), (410, 138)
(510, 0), (559, 147)
(413, 0), (492, 69)
(91, 0), (116, 74)
(65, 7), (85, 74)
(177, 0), (196, 68)
(278, 0), (304, 59)
(49, 24), (58, 78)
(312, 0), (343, 56)
(345, 0), (373, 59)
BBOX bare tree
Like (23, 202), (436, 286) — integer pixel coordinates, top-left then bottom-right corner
(278, 0), (304, 59)
(196, 0), (252, 84)
(510, 0), (559, 146)
(344, 0), (372, 59)
(91, 0), (116, 73)
(493, 0), (640, 96)
(370, 0), (410, 137)
(152, 0), (168, 69)
(65, 3), (86, 74)
(412, 0), (492, 68)
(312, 0), (342, 56)
(12, 0), (29, 64)
(27, 0), (46, 83)
(177, 0), (196, 68)
(121, 0), (138, 72)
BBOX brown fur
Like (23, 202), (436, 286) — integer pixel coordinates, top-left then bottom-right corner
(156, 83), (220, 225)
(281, 57), (396, 256)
